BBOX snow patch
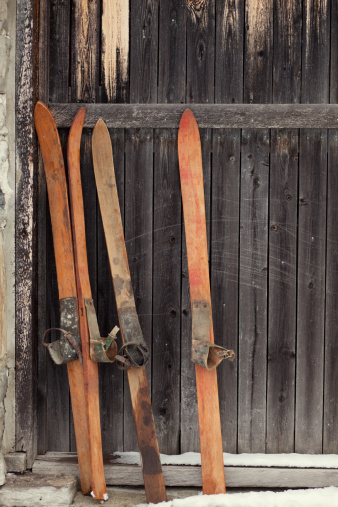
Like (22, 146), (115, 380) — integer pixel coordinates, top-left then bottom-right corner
(112, 451), (338, 469)
(136, 487), (338, 507)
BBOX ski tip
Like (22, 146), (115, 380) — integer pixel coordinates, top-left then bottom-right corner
(94, 118), (107, 131)
(93, 118), (109, 143)
(71, 106), (86, 129)
(179, 108), (197, 130)
(34, 101), (58, 135)
(34, 100), (50, 120)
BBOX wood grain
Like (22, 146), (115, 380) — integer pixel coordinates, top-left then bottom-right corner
(37, 0), (50, 457)
(49, 103), (338, 129)
(92, 120), (167, 504)
(182, 0), (214, 456)
(266, 0), (301, 453)
(178, 109), (225, 494)
(101, 0), (129, 103)
(99, 0), (126, 456)
(15, 0), (39, 469)
(152, 0), (185, 455)
(33, 452), (338, 488)
(67, 108), (107, 500)
(238, 0), (272, 453)
(212, 0), (244, 453)
(34, 101), (92, 494)
(295, 0), (330, 454)
(323, 0), (338, 454)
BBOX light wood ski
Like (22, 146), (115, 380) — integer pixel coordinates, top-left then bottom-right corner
(34, 101), (92, 495)
(67, 107), (108, 501)
(178, 109), (235, 495)
(92, 119), (167, 504)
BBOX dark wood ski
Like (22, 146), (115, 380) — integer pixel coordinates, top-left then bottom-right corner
(67, 107), (108, 501)
(178, 109), (235, 495)
(92, 119), (167, 504)
(34, 101), (92, 495)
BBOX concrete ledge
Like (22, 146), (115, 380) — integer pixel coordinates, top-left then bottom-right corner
(0, 473), (77, 507)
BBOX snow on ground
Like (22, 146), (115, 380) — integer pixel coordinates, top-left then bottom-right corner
(136, 487), (338, 507)
(113, 451), (338, 468)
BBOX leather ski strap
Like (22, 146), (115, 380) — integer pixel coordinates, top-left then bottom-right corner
(42, 297), (82, 365)
(191, 301), (235, 370)
(84, 299), (118, 363)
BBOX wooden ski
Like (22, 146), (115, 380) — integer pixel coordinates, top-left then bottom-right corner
(67, 107), (108, 501)
(178, 109), (235, 495)
(34, 101), (91, 495)
(92, 119), (167, 504)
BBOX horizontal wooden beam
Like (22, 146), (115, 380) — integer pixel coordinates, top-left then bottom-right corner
(48, 103), (338, 129)
(33, 453), (338, 488)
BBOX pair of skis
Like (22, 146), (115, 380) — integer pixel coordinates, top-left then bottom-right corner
(35, 101), (234, 499)
(35, 102), (166, 503)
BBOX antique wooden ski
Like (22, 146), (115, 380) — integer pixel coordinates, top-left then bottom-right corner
(67, 107), (111, 501)
(92, 119), (167, 504)
(178, 109), (235, 495)
(34, 101), (92, 495)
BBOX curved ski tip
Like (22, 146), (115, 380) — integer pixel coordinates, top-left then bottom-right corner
(71, 106), (86, 128)
(179, 108), (197, 129)
(34, 101), (57, 130)
(34, 100), (50, 119)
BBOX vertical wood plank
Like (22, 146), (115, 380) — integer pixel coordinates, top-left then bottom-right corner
(15, 0), (39, 468)
(124, 129), (154, 451)
(212, 0), (244, 453)
(267, 130), (298, 452)
(37, 0), (50, 455)
(97, 130), (124, 453)
(324, 131), (338, 452)
(46, 1), (72, 452)
(295, 0), (330, 454)
(152, 0), (185, 454)
(126, 0), (158, 451)
(70, 0), (100, 451)
(238, 0), (272, 453)
(324, 0), (338, 454)
(49, 0), (70, 103)
(101, 0), (129, 103)
(99, 1), (127, 453)
(266, 0), (301, 453)
(182, 0), (215, 453)
(153, 129), (181, 454)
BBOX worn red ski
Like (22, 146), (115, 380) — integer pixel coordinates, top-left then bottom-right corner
(178, 109), (235, 495)
(35, 102), (114, 500)
(67, 107), (119, 500)
(92, 119), (167, 504)
(34, 101), (92, 495)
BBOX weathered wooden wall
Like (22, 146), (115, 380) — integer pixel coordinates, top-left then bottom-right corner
(36, 0), (338, 457)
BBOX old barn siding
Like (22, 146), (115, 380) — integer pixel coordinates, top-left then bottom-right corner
(25, 0), (338, 459)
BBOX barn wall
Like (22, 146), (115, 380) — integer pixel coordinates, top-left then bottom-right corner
(32, 0), (338, 459)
